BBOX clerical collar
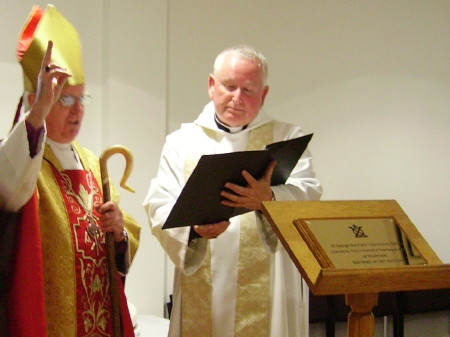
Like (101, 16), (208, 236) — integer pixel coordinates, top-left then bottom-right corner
(46, 138), (82, 170)
(214, 114), (247, 134)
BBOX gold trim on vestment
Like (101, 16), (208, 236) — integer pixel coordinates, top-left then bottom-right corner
(234, 124), (273, 337)
(181, 129), (213, 337)
(37, 142), (140, 336)
(39, 145), (77, 336)
(181, 123), (273, 337)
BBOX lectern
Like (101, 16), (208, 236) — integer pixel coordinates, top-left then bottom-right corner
(261, 200), (450, 337)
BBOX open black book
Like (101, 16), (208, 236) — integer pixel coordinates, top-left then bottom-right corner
(162, 133), (313, 229)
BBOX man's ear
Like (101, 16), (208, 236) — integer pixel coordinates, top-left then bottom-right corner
(261, 85), (269, 106)
(208, 74), (215, 99)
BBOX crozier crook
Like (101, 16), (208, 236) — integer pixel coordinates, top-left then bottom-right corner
(99, 145), (135, 337)
(100, 145), (135, 200)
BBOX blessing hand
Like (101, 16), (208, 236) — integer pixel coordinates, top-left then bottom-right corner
(27, 40), (71, 129)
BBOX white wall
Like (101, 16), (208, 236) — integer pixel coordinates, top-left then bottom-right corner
(1, 1), (449, 335)
(166, 0), (450, 265)
(99, 0), (168, 317)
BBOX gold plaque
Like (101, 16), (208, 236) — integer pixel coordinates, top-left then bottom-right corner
(261, 200), (449, 295)
(294, 217), (426, 269)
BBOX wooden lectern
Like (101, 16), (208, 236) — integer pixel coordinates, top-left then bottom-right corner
(261, 200), (450, 337)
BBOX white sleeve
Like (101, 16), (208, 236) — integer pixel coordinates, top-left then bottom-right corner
(0, 120), (45, 212)
(271, 123), (323, 202)
(143, 134), (208, 275)
(257, 122), (323, 251)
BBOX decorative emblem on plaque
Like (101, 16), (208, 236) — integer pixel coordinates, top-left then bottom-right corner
(348, 224), (368, 238)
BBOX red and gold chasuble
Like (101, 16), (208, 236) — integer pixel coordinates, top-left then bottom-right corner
(36, 143), (135, 337)
(51, 166), (114, 336)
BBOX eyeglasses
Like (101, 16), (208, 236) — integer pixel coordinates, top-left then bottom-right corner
(58, 95), (92, 108)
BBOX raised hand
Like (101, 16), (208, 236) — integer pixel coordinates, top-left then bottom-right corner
(26, 40), (71, 129)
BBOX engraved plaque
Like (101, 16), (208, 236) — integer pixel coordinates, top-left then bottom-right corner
(294, 217), (426, 269)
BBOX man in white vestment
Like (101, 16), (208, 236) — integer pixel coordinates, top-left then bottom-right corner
(144, 45), (322, 337)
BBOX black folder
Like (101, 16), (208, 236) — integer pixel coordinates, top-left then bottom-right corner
(162, 133), (313, 229)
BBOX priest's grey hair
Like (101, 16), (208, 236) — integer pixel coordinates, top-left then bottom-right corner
(213, 45), (268, 85)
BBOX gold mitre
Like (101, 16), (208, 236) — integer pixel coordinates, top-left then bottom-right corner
(17, 4), (85, 92)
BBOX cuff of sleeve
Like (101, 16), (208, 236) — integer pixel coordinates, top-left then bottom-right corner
(188, 227), (201, 242)
(115, 230), (131, 274)
(25, 121), (44, 158)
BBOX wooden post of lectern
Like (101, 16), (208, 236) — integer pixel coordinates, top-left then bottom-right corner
(261, 200), (450, 337)
(346, 293), (378, 337)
